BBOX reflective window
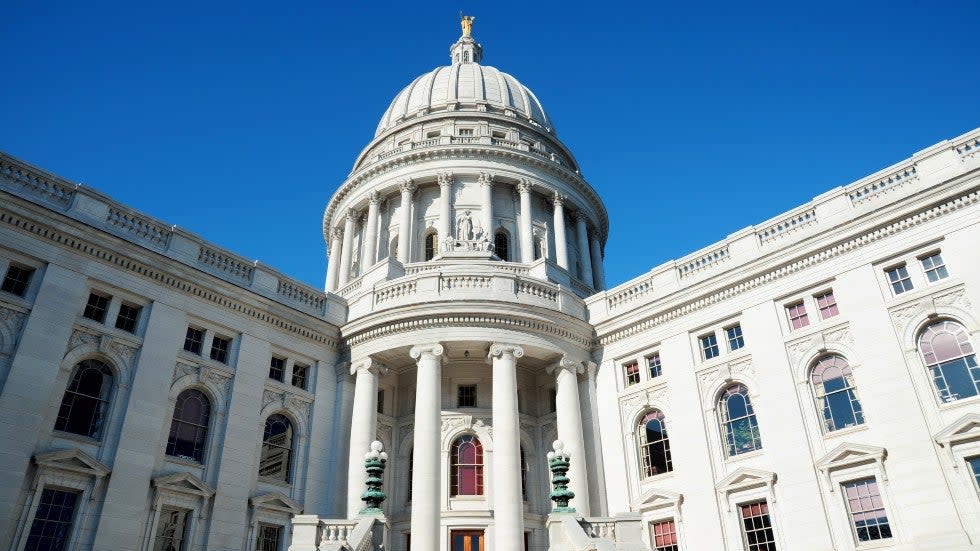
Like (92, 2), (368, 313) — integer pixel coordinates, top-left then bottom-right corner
(650, 519), (678, 551)
(786, 301), (809, 329)
(451, 435), (484, 496)
(115, 303), (141, 333)
(166, 389), (211, 463)
(815, 291), (839, 319)
(259, 414), (293, 482)
(843, 478), (892, 542)
(623, 361), (640, 387)
(25, 489), (78, 551)
(811, 355), (864, 432)
(256, 524), (282, 551)
(726, 324), (745, 351)
(269, 357), (285, 382)
(638, 410), (672, 477)
(719, 384), (763, 456)
(209, 336), (230, 364)
(739, 501), (777, 551)
(183, 327), (204, 355)
(153, 507), (189, 551)
(918, 320), (980, 402)
(647, 354), (663, 378)
(700, 334), (719, 360)
(1, 264), (34, 297)
(55, 360), (113, 438)
(968, 457), (980, 495)
(82, 292), (110, 323)
(921, 252), (949, 282)
(886, 264), (913, 295)
(291, 364), (309, 390)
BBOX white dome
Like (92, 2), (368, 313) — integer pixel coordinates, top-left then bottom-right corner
(375, 63), (554, 137)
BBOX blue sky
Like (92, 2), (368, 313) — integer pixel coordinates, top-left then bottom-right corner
(2, 0), (978, 290)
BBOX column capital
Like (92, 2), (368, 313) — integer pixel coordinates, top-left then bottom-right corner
(437, 171), (454, 187)
(331, 227), (344, 240)
(487, 343), (525, 362)
(517, 179), (533, 194)
(345, 208), (358, 221)
(553, 192), (566, 207)
(368, 190), (381, 205)
(573, 210), (589, 223)
(478, 172), (496, 186)
(546, 355), (585, 378)
(350, 356), (389, 377)
(399, 178), (417, 194)
(410, 343), (445, 361)
(585, 360), (599, 380)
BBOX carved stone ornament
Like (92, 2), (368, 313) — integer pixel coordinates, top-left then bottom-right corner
(399, 178), (417, 194)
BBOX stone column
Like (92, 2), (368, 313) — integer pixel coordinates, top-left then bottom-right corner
(361, 191), (381, 270)
(438, 172), (453, 246)
(346, 357), (387, 517)
(325, 228), (343, 292)
(552, 194), (569, 270)
(590, 232), (605, 290)
(575, 212), (594, 286)
(409, 343), (445, 550)
(397, 179), (416, 263)
(480, 172), (494, 241)
(547, 356), (591, 516)
(338, 210), (356, 287)
(489, 344), (526, 546)
(518, 180), (534, 263)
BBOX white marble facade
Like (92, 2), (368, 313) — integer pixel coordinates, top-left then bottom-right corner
(1, 20), (980, 551)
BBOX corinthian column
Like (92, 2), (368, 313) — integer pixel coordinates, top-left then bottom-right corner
(346, 357), (388, 517)
(409, 343), (445, 550)
(361, 191), (381, 270)
(397, 179), (416, 263)
(480, 172), (494, 241)
(552, 194), (569, 270)
(518, 180), (534, 263)
(488, 343), (526, 546)
(438, 172), (453, 246)
(590, 232), (605, 290)
(338, 210), (356, 287)
(575, 212), (594, 286)
(325, 227), (343, 292)
(547, 356), (591, 516)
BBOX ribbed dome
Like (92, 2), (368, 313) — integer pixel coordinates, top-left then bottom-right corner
(375, 63), (554, 137)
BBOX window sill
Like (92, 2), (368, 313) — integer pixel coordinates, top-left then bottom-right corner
(885, 278), (961, 307)
(855, 537), (895, 550)
(726, 448), (765, 463)
(938, 393), (980, 412)
(639, 470), (675, 484)
(258, 476), (292, 489)
(175, 350), (235, 376)
(165, 455), (206, 469)
(699, 348), (752, 369)
(264, 378), (314, 400)
(822, 423), (869, 440)
(74, 316), (144, 345)
(51, 430), (102, 446)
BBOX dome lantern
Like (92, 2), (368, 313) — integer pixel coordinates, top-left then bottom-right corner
(450, 15), (483, 64)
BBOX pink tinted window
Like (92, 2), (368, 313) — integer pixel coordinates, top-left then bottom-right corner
(843, 478), (891, 542)
(816, 292), (839, 319)
(451, 435), (484, 496)
(739, 501), (777, 550)
(624, 361), (640, 386)
(919, 321), (974, 365)
(786, 302), (809, 329)
(651, 520), (678, 551)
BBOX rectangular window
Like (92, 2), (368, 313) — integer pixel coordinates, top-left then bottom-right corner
(492, 130), (506, 139)
(921, 252), (949, 282)
(114, 303), (141, 333)
(886, 264), (913, 295)
(183, 327), (204, 355)
(457, 385), (477, 408)
(377, 389), (385, 414)
(25, 488), (79, 551)
(1, 264), (35, 297)
(548, 388), (557, 413)
(154, 507), (190, 551)
(256, 524), (282, 551)
(82, 292), (111, 323)
(650, 519), (679, 551)
(726, 324), (745, 351)
(623, 361), (640, 386)
(739, 501), (777, 551)
(843, 478), (892, 542)
(968, 457), (980, 495)
(210, 336), (230, 364)
(815, 291), (839, 320)
(291, 363), (308, 390)
(426, 130), (440, 139)
(269, 357), (285, 382)
(458, 128), (474, 136)
(647, 354), (663, 378)
(700, 334), (720, 360)
(785, 301), (809, 329)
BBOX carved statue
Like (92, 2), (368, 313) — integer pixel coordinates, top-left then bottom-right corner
(460, 15), (475, 37)
(456, 210), (474, 240)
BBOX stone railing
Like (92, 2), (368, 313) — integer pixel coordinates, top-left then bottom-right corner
(587, 127), (980, 324)
(365, 133), (571, 169)
(547, 513), (647, 551)
(290, 514), (385, 551)
(579, 517), (617, 539)
(0, 150), (342, 326)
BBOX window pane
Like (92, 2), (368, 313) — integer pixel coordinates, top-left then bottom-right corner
(83, 292), (110, 322)
(451, 435), (484, 496)
(648, 354), (662, 378)
(166, 389), (211, 462)
(739, 501), (776, 551)
(919, 321), (980, 402)
(843, 478), (891, 543)
(260, 414), (293, 482)
(638, 410), (672, 477)
(2, 265), (35, 296)
(719, 385), (762, 456)
(54, 360), (113, 438)
(154, 507), (189, 551)
(25, 489), (78, 551)
(815, 291), (839, 319)
(256, 524), (282, 551)
(811, 355), (864, 432)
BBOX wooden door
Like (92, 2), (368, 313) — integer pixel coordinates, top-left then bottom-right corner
(450, 530), (485, 551)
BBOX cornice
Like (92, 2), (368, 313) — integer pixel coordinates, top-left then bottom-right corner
(595, 185), (980, 347)
(0, 203), (340, 350)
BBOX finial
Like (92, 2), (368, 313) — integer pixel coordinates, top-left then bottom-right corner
(460, 14), (475, 38)
(548, 440), (575, 513)
(360, 440), (388, 514)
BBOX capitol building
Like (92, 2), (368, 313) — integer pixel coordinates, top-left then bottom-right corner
(2, 16), (980, 551)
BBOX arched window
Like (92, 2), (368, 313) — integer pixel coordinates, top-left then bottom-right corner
(259, 414), (294, 482)
(166, 389), (211, 463)
(424, 231), (438, 261)
(389, 236), (398, 260)
(919, 320), (980, 403)
(637, 409), (672, 477)
(811, 355), (864, 432)
(718, 384), (762, 456)
(450, 435), (484, 496)
(494, 231), (510, 261)
(54, 359), (113, 438)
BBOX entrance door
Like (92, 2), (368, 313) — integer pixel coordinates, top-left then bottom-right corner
(451, 530), (485, 551)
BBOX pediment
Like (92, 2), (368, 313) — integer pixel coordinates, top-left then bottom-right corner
(935, 413), (980, 447)
(631, 488), (683, 512)
(716, 467), (776, 494)
(152, 472), (215, 498)
(34, 448), (110, 478)
(250, 492), (302, 514)
(815, 442), (886, 473)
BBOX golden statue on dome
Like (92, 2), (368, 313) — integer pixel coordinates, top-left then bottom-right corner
(460, 14), (475, 37)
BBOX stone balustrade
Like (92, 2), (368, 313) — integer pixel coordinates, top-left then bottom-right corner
(289, 515), (384, 551)
(365, 133), (570, 169)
